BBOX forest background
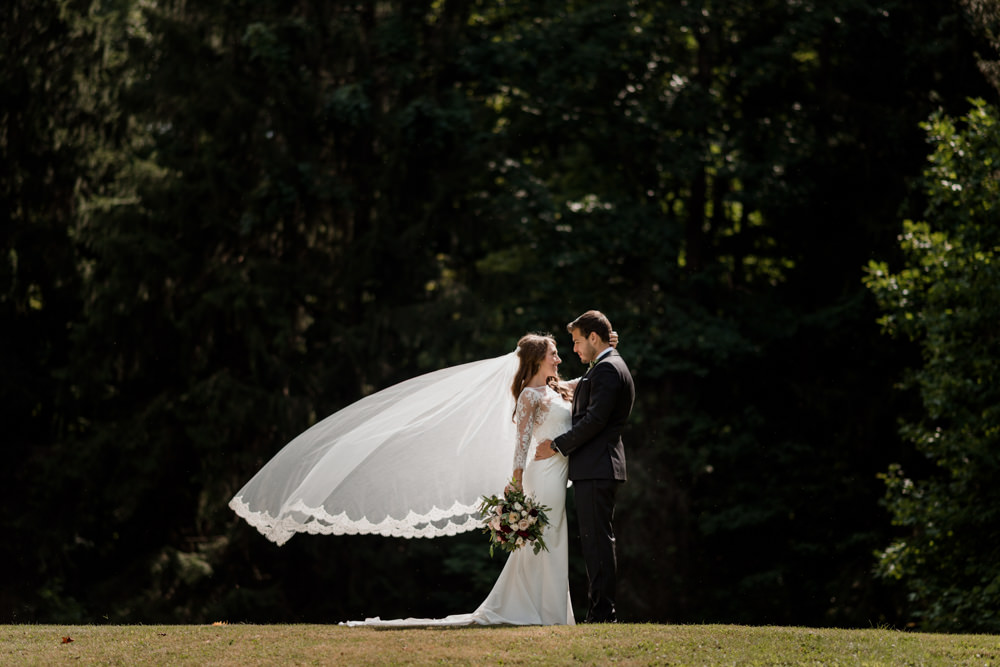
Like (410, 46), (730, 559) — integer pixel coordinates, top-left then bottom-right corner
(5, 0), (1000, 632)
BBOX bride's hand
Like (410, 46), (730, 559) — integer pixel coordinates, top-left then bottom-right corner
(505, 471), (523, 495)
(610, 330), (619, 348)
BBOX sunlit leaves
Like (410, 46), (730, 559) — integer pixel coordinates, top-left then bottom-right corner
(866, 101), (1000, 631)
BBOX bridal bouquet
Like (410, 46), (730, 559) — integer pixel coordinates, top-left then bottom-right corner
(478, 482), (551, 556)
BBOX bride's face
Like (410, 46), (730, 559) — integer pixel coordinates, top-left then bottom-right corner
(539, 342), (561, 378)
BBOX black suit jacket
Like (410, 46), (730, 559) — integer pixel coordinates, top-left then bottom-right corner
(553, 349), (634, 481)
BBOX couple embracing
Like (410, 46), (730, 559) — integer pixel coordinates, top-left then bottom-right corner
(504, 310), (635, 625)
(352, 310), (634, 627)
(231, 310), (635, 627)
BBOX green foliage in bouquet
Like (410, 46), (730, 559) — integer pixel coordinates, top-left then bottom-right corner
(478, 481), (551, 557)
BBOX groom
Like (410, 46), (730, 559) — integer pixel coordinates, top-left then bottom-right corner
(536, 310), (635, 623)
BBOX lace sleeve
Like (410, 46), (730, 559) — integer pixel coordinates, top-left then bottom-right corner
(513, 389), (539, 472)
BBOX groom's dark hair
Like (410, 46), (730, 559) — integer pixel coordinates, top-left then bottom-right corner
(567, 310), (612, 342)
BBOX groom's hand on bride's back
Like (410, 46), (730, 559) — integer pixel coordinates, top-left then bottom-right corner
(610, 330), (619, 348)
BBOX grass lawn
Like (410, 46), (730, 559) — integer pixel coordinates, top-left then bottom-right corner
(3, 622), (999, 665)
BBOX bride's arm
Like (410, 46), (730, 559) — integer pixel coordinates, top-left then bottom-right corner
(559, 378), (581, 393)
(510, 389), (538, 490)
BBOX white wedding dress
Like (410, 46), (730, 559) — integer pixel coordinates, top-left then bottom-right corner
(344, 384), (575, 627)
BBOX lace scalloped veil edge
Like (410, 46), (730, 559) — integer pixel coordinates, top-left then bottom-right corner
(228, 495), (483, 546)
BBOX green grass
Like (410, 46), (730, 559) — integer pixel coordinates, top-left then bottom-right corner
(3, 623), (999, 665)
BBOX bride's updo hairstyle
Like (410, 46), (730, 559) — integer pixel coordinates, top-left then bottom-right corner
(511, 334), (572, 419)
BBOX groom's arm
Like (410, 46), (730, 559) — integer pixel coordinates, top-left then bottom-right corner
(550, 365), (622, 456)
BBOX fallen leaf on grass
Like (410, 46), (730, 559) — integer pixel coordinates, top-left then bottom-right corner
(61, 637), (74, 644)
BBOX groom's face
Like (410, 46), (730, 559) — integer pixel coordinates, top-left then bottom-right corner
(570, 328), (599, 364)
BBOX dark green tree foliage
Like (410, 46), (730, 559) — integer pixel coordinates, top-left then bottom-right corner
(1, 0), (133, 620)
(465, 0), (990, 625)
(3, 0), (994, 625)
(22, 0), (509, 622)
(867, 101), (1000, 632)
(961, 0), (1000, 89)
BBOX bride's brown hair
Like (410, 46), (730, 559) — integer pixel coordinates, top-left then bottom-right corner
(511, 334), (572, 419)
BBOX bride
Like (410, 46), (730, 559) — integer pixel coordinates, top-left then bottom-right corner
(230, 331), (615, 625)
(345, 333), (576, 626)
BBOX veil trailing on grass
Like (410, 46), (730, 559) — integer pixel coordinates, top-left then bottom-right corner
(229, 352), (519, 545)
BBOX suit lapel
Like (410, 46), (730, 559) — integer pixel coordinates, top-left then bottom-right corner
(574, 350), (616, 414)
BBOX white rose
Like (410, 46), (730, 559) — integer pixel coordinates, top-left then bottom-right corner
(516, 537), (525, 547)
(526, 515), (537, 525)
(514, 502), (524, 511)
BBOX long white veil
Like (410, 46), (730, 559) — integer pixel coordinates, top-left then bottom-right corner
(229, 352), (519, 545)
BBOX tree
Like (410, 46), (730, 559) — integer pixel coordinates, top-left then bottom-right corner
(22, 0), (518, 622)
(464, 0), (991, 625)
(961, 0), (1000, 90)
(5, 0), (995, 626)
(1, 0), (133, 621)
(866, 100), (1000, 632)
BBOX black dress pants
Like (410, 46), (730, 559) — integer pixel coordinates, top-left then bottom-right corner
(573, 479), (618, 622)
